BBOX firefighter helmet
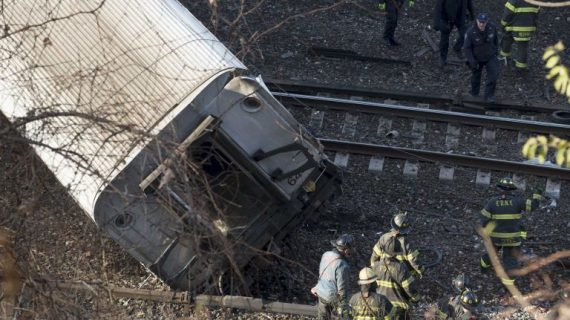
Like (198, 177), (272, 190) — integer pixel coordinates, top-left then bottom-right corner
(497, 177), (517, 191)
(358, 267), (377, 285)
(391, 211), (411, 234)
(460, 290), (480, 310)
(330, 234), (354, 251)
(452, 274), (472, 294)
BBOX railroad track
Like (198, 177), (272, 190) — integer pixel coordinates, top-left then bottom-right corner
(319, 138), (570, 199)
(274, 92), (570, 136)
(267, 78), (563, 114)
(269, 91), (570, 198)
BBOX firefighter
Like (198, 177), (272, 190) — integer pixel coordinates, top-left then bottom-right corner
(499, 0), (540, 70)
(371, 212), (424, 279)
(374, 235), (420, 319)
(311, 234), (353, 320)
(433, 0), (475, 67)
(479, 177), (543, 287)
(349, 267), (392, 320)
(377, 0), (414, 46)
(435, 289), (481, 319)
(464, 13), (500, 103)
(452, 273), (472, 295)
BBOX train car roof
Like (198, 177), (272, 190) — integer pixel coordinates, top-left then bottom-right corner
(0, 0), (245, 218)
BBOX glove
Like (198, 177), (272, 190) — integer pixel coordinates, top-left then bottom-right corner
(336, 301), (351, 320)
(310, 287), (318, 296)
(377, 3), (386, 11)
(413, 270), (423, 279)
(520, 231), (528, 239)
(408, 0), (414, 7)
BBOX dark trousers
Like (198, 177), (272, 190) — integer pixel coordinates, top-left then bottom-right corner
(439, 22), (466, 62)
(500, 31), (530, 68)
(383, 1), (401, 40)
(470, 56), (499, 100)
(391, 307), (412, 320)
(481, 245), (521, 271)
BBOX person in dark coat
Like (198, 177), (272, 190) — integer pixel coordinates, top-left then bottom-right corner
(378, 0), (414, 46)
(499, 0), (540, 70)
(479, 177), (543, 288)
(463, 13), (500, 103)
(433, 0), (475, 67)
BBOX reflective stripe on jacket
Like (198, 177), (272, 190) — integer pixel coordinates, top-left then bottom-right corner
(500, 0), (539, 39)
(374, 259), (419, 311)
(479, 192), (540, 246)
(349, 292), (392, 320)
(371, 230), (423, 276)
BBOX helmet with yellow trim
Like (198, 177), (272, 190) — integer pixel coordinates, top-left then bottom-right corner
(452, 273), (472, 294)
(391, 211), (411, 234)
(497, 177), (517, 191)
(460, 289), (480, 310)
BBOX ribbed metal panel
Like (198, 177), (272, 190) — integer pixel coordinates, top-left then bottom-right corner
(0, 0), (245, 217)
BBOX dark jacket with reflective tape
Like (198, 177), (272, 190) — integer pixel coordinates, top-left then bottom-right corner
(435, 296), (476, 320)
(500, 0), (539, 40)
(371, 230), (424, 277)
(374, 258), (419, 310)
(433, 0), (474, 28)
(464, 22), (499, 64)
(349, 291), (392, 320)
(480, 192), (541, 246)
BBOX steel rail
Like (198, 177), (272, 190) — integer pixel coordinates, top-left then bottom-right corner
(274, 92), (570, 136)
(266, 78), (561, 113)
(37, 279), (317, 317)
(320, 139), (570, 180)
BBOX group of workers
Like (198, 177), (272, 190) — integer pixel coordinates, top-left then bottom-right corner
(377, 0), (540, 103)
(311, 177), (545, 319)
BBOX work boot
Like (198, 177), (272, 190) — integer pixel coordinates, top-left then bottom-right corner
(454, 49), (464, 60)
(485, 96), (496, 103)
(384, 36), (400, 46)
(498, 56), (509, 67)
(439, 58), (447, 68)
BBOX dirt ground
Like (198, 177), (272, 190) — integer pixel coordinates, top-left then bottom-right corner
(1, 0), (570, 319)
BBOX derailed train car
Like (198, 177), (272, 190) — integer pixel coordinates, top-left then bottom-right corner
(0, 0), (341, 293)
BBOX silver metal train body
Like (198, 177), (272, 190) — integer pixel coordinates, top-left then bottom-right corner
(0, 0), (341, 293)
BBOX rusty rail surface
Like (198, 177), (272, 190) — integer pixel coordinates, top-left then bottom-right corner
(267, 78), (561, 113)
(274, 92), (570, 136)
(320, 139), (570, 180)
(37, 280), (317, 316)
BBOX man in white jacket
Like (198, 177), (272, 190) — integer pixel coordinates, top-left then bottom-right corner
(311, 234), (353, 320)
